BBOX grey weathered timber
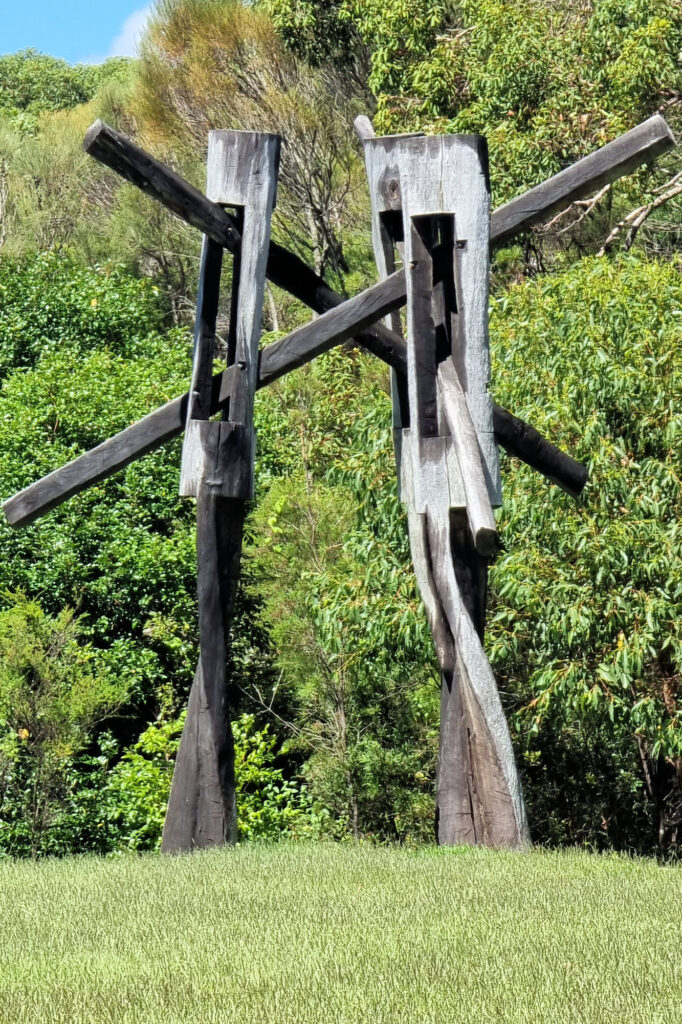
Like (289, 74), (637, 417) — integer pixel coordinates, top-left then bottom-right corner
(438, 359), (498, 558)
(1, 308), (586, 529)
(400, 133), (500, 507)
(84, 117), (674, 377)
(179, 235), (224, 494)
(184, 236), (224, 423)
(365, 132), (528, 848)
(491, 114), (675, 245)
(163, 131), (279, 853)
(206, 130), (279, 437)
(258, 270), (407, 386)
(492, 405), (588, 498)
(353, 115), (377, 143)
(162, 493), (243, 852)
(180, 131), (279, 498)
(428, 511), (528, 846)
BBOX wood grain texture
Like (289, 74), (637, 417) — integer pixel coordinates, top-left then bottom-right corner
(492, 405), (588, 498)
(376, 133), (501, 511)
(217, 132), (279, 442)
(180, 131), (279, 500)
(1, 337), (586, 529)
(258, 270), (407, 387)
(360, 132), (410, 490)
(180, 420), (252, 499)
(166, 131), (279, 853)
(84, 117), (672, 382)
(427, 509), (529, 847)
(353, 115), (376, 143)
(179, 235), (224, 495)
(161, 493), (244, 853)
(438, 359), (498, 558)
(364, 131), (527, 848)
(490, 114), (675, 245)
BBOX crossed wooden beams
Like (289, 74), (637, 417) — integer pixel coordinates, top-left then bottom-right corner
(1, 113), (674, 851)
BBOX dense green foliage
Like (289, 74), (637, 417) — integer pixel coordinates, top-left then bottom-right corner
(490, 254), (682, 851)
(0, 596), (129, 857)
(0, 844), (681, 1022)
(267, 0), (681, 201)
(0, 49), (128, 131)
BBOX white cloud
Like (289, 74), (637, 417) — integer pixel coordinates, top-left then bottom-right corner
(109, 6), (153, 58)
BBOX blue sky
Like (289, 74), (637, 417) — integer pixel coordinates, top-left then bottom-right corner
(1, 2), (153, 64)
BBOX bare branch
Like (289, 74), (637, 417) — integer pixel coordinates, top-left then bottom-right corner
(598, 172), (682, 256)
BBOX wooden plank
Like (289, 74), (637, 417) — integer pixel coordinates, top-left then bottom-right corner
(257, 270), (407, 386)
(179, 420), (252, 499)
(161, 493), (243, 852)
(215, 131), (280, 438)
(84, 117), (673, 376)
(491, 114), (675, 245)
(83, 120), (345, 328)
(1, 352), (586, 529)
(178, 235), (224, 495)
(426, 507), (530, 847)
(353, 115), (376, 143)
(3, 392), (192, 527)
(206, 130), (281, 208)
(438, 359), (498, 558)
(165, 131), (279, 854)
(185, 237), (224, 422)
(179, 132), (279, 500)
(0, 280), (407, 527)
(389, 133), (500, 511)
(492, 404), (588, 498)
(361, 131), (411, 490)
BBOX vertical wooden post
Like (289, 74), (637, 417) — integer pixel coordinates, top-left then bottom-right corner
(162, 131), (280, 853)
(362, 133), (529, 847)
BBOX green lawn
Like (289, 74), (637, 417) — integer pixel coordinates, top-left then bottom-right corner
(0, 843), (680, 1023)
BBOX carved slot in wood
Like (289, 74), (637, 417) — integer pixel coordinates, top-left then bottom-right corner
(225, 205), (244, 369)
(409, 214), (462, 439)
(379, 210), (409, 432)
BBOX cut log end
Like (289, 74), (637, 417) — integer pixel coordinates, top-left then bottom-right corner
(83, 118), (106, 153)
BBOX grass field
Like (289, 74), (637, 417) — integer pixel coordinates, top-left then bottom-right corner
(0, 843), (680, 1023)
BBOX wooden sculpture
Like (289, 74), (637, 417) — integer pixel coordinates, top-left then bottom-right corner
(2, 113), (674, 851)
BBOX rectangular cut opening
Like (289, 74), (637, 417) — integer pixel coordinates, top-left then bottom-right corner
(409, 213), (459, 438)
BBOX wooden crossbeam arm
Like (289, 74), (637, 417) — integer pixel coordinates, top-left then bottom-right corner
(490, 115), (675, 245)
(2, 303), (587, 528)
(12, 110), (645, 528)
(84, 116), (674, 373)
(437, 359), (499, 558)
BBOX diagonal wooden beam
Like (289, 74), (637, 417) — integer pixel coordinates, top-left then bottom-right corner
(490, 115), (675, 245)
(2, 272), (408, 527)
(1, 287), (587, 528)
(11, 108), (649, 530)
(83, 116), (674, 372)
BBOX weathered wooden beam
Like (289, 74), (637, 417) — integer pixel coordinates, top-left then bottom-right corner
(1, 289), (586, 528)
(179, 235), (224, 494)
(492, 405), (588, 499)
(257, 270), (407, 387)
(85, 117), (674, 376)
(162, 493), (243, 852)
(490, 114), (675, 245)
(164, 130), (280, 853)
(179, 131), (280, 499)
(364, 131), (529, 848)
(437, 359), (498, 558)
